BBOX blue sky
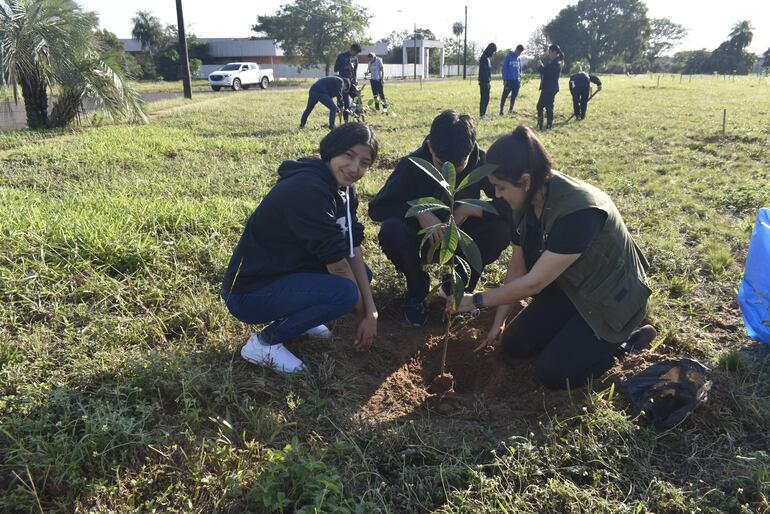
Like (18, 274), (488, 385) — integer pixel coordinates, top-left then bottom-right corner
(79, 0), (769, 55)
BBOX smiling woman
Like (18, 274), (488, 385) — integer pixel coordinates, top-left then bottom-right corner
(221, 122), (380, 373)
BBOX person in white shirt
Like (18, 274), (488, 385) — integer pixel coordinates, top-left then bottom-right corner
(366, 53), (386, 111)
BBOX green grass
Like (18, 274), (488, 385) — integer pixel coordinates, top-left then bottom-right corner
(1, 74), (769, 512)
(129, 77), (315, 94)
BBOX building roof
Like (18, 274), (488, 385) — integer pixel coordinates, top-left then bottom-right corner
(120, 37), (284, 57)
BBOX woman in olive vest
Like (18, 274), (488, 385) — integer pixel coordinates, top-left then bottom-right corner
(451, 126), (656, 389)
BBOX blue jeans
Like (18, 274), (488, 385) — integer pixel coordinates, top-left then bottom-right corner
(300, 90), (339, 129)
(224, 268), (372, 344)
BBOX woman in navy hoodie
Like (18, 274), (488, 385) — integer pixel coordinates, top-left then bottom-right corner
(222, 123), (379, 372)
(536, 44), (564, 130)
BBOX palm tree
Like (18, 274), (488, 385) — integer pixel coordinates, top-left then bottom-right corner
(131, 10), (163, 59)
(0, 0), (146, 129)
(452, 21), (463, 73)
(728, 20), (753, 50)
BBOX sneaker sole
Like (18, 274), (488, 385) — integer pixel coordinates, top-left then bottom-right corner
(241, 348), (306, 373)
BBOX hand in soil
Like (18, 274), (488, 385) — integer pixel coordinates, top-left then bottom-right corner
(446, 293), (474, 313)
(354, 312), (378, 351)
(475, 323), (503, 352)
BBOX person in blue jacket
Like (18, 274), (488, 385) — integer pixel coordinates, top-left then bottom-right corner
(500, 44), (524, 116)
(300, 76), (351, 130)
(536, 44), (564, 130)
(222, 123), (379, 373)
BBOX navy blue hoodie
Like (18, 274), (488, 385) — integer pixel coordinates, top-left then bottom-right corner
(222, 157), (364, 293)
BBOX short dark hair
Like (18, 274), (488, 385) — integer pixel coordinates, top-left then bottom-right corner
(320, 122), (379, 163)
(350, 43), (362, 53)
(549, 44), (564, 59)
(515, 44), (524, 52)
(428, 110), (476, 165)
(487, 125), (553, 205)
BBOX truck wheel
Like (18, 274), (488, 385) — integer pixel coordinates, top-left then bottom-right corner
(232, 78), (242, 91)
(211, 86), (221, 91)
(260, 76), (269, 89)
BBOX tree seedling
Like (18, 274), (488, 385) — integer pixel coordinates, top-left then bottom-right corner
(405, 157), (498, 395)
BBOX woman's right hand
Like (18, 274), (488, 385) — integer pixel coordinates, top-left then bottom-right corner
(475, 321), (504, 353)
(416, 211), (445, 246)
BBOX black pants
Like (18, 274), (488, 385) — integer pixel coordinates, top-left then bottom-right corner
(300, 91), (338, 129)
(570, 86), (589, 119)
(378, 216), (510, 300)
(536, 90), (557, 128)
(501, 284), (624, 390)
(499, 80), (521, 114)
(370, 80), (385, 109)
(479, 82), (491, 116)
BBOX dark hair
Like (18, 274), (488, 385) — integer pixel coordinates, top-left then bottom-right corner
(320, 122), (379, 163)
(483, 42), (497, 57)
(428, 110), (476, 165)
(350, 43), (362, 53)
(515, 44), (524, 52)
(549, 44), (564, 60)
(487, 125), (553, 205)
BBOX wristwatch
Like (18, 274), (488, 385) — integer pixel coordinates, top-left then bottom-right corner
(472, 292), (484, 317)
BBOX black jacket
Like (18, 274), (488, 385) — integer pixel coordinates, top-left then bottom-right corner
(334, 51), (358, 80)
(310, 76), (348, 107)
(478, 44), (496, 84)
(538, 58), (562, 92)
(223, 158), (364, 293)
(368, 139), (511, 223)
(569, 72), (602, 91)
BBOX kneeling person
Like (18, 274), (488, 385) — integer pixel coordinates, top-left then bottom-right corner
(222, 123), (379, 373)
(300, 76), (351, 130)
(369, 110), (512, 326)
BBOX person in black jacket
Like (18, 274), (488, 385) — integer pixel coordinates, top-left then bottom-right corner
(536, 44), (564, 130)
(222, 123), (379, 373)
(478, 42), (497, 121)
(369, 110), (511, 326)
(334, 43), (361, 114)
(569, 70), (602, 120)
(300, 76), (351, 130)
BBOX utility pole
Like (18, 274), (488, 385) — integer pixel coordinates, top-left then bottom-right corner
(462, 6), (467, 80)
(175, 0), (192, 99)
(413, 23), (417, 80)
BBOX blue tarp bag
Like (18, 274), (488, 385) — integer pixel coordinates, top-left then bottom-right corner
(737, 208), (770, 344)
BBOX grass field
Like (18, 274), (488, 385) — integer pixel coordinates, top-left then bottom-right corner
(1, 74), (769, 513)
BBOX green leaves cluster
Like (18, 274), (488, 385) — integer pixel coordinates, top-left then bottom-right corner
(405, 157), (498, 309)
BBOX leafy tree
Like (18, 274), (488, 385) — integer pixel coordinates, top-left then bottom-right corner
(706, 20), (755, 74)
(728, 20), (753, 50)
(131, 10), (164, 59)
(526, 24), (550, 71)
(253, 0), (370, 75)
(0, 0), (145, 129)
(544, 0), (651, 70)
(94, 29), (142, 79)
(647, 18), (687, 61)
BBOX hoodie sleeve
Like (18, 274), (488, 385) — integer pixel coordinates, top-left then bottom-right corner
(285, 180), (350, 265)
(368, 156), (429, 221)
(334, 52), (344, 74)
(590, 74), (602, 87)
(502, 53), (511, 81)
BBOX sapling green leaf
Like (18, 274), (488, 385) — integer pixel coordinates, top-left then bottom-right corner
(455, 255), (471, 283)
(405, 196), (449, 217)
(456, 163), (498, 192)
(409, 157), (451, 194)
(455, 198), (499, 216)
(442, 161), (456, 190)
(439, 217), (459, 265)
(452, 269), (465, 310)
(458, 228), (483, 273)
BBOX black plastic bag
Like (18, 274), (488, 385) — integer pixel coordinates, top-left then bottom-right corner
(620, 358), (712, 430)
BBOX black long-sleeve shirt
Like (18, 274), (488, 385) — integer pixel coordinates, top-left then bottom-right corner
(368, 139), (511, 223)
(538, 58), (562, 92)
(569, 72), (602, 91)
(334, 51), (358, 80)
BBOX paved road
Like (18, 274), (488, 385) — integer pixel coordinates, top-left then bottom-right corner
(0, 87), (297, 130)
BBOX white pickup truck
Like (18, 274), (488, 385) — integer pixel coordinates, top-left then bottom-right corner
(208, 62), (274, 91)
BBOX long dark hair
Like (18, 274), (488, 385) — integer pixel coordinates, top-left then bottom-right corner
(486, 126), (553, 205)
(320, 122), (379, 163)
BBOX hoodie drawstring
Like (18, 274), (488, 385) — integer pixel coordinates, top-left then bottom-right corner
(345, 186), (354, 258)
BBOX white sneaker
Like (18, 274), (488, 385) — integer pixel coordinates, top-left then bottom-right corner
(240, 332), (305, 373)
(480, 114), (491, 121)
(303, 324), (332, 339)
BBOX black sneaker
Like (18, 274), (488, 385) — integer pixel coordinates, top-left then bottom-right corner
(404, 295), (428, 326)
(618, 324), (658, 355)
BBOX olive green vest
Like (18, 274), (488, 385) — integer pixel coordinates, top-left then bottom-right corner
(513, 171), (651, 343)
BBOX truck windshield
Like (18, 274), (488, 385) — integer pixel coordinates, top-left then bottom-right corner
(220, 64), (241, 71)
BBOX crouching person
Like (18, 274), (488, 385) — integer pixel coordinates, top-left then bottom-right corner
(368, 110), (512, 326)
(300, 76), (351, 130)
(450, 126), (657, 390)
(222, 123), (379, 372)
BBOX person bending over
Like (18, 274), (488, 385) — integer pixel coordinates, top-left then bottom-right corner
(300, 76), (350, 130)
(569, 69), (602, 120)
(369, 110), (512, 326)
(451, 126), (657, 389)
(222, 123), (379, 372)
